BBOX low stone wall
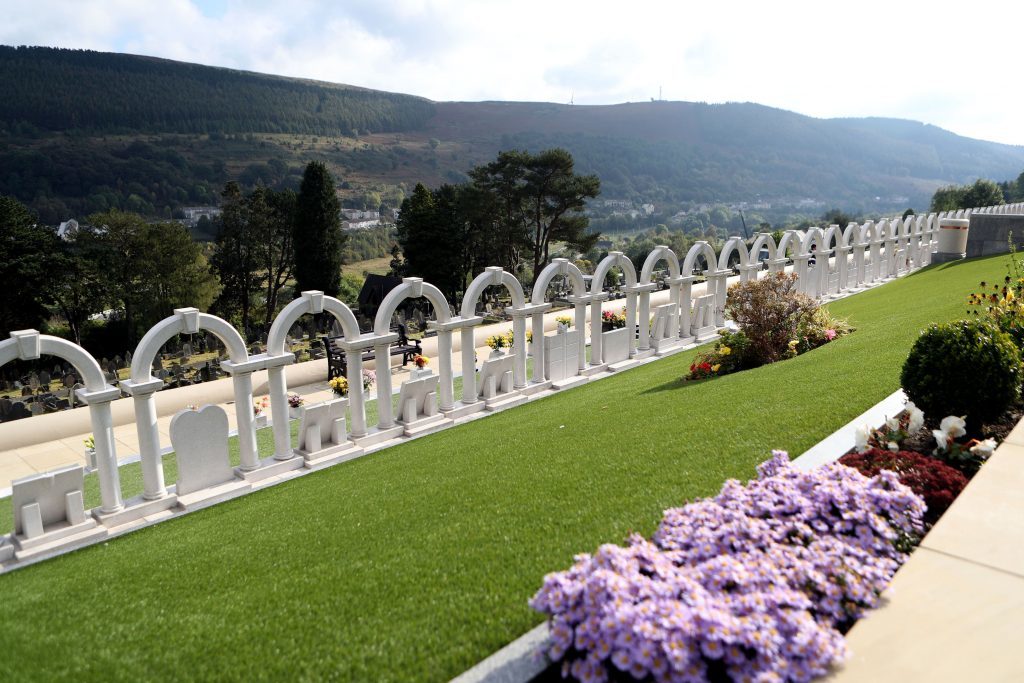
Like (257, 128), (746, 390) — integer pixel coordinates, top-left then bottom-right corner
(966, 213), (1024, 258)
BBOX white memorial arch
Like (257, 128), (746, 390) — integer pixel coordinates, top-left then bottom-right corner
(0, 331), (122, 514)
(121, 308), (262, 505)
(265, 290), (366, 460)
(589, 252), (637, 365)
(531, 259), (591, 383)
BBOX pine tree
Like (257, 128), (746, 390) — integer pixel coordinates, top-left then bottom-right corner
(293, 161), (345, 297)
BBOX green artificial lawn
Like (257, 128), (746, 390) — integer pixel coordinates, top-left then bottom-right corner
(0, 255), (1008, 682)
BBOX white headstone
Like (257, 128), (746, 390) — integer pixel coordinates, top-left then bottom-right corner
(297, 398), (348, 452)
(11, 465), (86, 537)
(170, 405), (234, 496)
(602, 328), (630, 364)
(544, 330), (580, 381)
(396, 373), (440, 423)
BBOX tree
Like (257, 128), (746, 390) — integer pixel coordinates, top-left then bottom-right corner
(49, 231), (111, 345)
(211, 182), (264, 337)
(261, 187), (296, 329)
(962, 179), (1004, 209)
(466, 148), (600, 282)
(821, 208), (853, 227)
(294, 161), (345, 296)
(0, 195), (58, 332)
(395, 183), (468, 303)
(522, 148), (601, 277)
(930, 178), (1005, 212)
(88, 210), (219, 342)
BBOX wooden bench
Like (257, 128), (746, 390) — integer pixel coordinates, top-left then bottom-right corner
(323, 324), (423, 380)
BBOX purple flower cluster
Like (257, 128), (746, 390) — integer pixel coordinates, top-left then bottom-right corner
(530, 451), (925, 683)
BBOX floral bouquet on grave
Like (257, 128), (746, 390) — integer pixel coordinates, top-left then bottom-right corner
(287, 393), (305, 409)
(83, 435), (95, 450)
(329, 376), (349, 397)
(362, 369), (376, 392)
(253, 395), (270, 415)
(486, 333), (508, 350)
(413, 354), (429, 369)
(555, 315), (573, 329)
(601, 308), (627, 329)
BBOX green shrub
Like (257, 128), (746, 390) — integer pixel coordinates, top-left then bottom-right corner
(725, 273), (818, 364)
(901, 319), (1022, 428)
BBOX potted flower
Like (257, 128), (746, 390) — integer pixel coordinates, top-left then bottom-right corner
(329, 376), (349, 397)
(411, 354), (431, 379)
(486, 333), (508, 358)
(83, 435), (97, 472)
(362, 369), (376, 398)
(287, 393), (305, 419)
(253, 395), (270, 428)
(555, 315), (573, 333)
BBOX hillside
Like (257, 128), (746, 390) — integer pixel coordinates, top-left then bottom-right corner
(2, 46), (1024, 224)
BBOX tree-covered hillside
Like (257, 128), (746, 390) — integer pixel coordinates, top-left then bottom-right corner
(0, 46), (434, 136)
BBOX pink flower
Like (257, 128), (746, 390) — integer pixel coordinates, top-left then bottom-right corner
(824, 329), (837, 341)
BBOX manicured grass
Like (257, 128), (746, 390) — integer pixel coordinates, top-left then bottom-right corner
(0, 256), (1008, 682)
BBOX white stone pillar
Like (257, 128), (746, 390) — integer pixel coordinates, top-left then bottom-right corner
(792, 255), (811, 295)
(220, 356), (266, 471)
(678, 278), (696, 338)
(511, 311), (529, 388)
(375, 342), (394, 428)
(266, 354), (295, 461)
(531, 311), (546, 382)
(624, 290), (638, 357)
(121, 378), (167, 499)
(836, 246), (851, 292)
(589, 298), (603, 364)
(78, 385), (124, 513)
(436, 329), (455, 411)
(460, 327), (478, 403)
(346, 351), (368, 437)
(707, 270), (730, 327)
(637, 291), (651, 351)
(665, 277), (683, 340)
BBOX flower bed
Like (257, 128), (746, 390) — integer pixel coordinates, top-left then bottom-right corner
(686, 274), (850, 381)
(531, 452), (924, 683)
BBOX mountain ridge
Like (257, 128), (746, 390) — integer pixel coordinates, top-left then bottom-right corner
(2, 45), (1023, 220)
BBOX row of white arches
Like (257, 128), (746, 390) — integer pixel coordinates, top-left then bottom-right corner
(1, 203), (1018, 519)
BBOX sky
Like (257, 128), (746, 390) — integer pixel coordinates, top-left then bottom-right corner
(4, 0), (1024, 145)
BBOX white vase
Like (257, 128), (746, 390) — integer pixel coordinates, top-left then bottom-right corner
(84, 448), (97, 472)
(289, 406), (302, 419)
(254, 413), (268, 429)
(489, 348), (507, 359)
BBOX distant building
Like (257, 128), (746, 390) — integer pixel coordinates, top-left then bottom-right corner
(341, 209), (380, 221)
(343, 218), (381, 231)
(602, 199), (632, 210)
(56, 219), (79, 240)
(180, 206), (222, 227)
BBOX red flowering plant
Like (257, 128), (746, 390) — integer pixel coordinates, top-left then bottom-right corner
(685, 329), (753, 380)
(839, 448), (968, 526)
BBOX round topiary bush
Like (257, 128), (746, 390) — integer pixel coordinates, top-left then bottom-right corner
(901, 319), (1022, 428)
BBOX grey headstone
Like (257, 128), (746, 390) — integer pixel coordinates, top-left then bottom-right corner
(170, 405), (235, 496)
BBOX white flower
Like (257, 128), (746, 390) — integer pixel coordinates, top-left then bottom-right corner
(939, 415), (967, 439)
(886, 416), (900, 431)
(886, 441), (899, 452)
(854, 425), (871, 453)
(970, 438), (997, 458)
(932, 429), (950, 451)
(907, 404), (925, 434)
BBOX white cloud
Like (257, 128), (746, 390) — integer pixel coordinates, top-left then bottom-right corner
(3, 0), (1024, 144)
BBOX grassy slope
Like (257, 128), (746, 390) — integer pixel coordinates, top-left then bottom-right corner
(0, 256), (1004, 682)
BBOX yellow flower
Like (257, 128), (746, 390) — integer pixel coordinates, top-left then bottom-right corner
(788, 339), (798, 348)
(719, 346), (731, 356)
(711, 364), (721, 373)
